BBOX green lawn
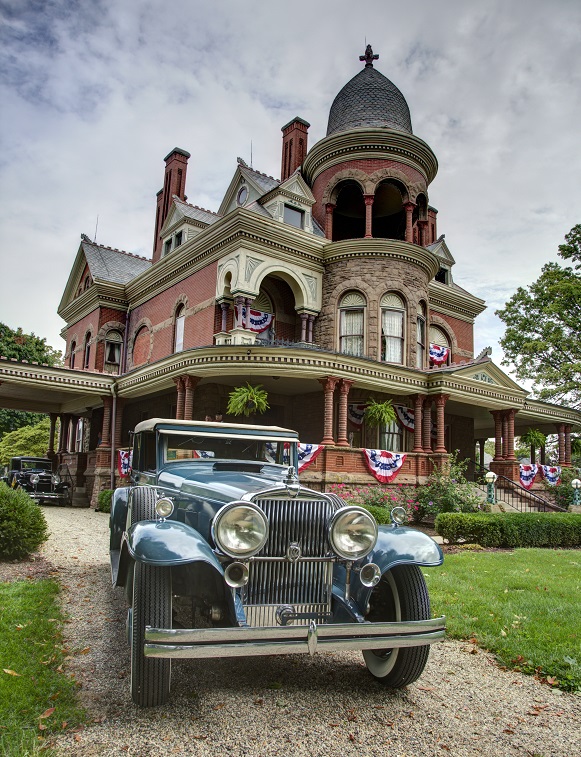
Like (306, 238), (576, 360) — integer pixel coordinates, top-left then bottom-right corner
(423, 548), (581, 692)
(0, 579), (85, 756)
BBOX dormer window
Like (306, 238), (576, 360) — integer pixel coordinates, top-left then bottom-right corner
(284, 205), (304, 229)
(435, 267), (450, 284)
(174, 231), (183, 248)
(163, 239), (172, 257)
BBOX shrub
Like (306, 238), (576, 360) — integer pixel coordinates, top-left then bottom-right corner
(435, 511), (581, 548)
(327, 482), (416, 523)
(97, 489), (114, 513)
(542, 466), (581, 510)
(414, 453), (483, 523)
(0, 482), (49, 559)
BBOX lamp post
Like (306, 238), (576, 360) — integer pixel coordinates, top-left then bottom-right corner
(485, 470), (498, 505)
(571, 478), (581, 507)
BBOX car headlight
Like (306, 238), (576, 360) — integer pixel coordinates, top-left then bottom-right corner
(51, 473), (61, 485)
(155, 497), (174, 519)
(329, 506), (378, 560)
(212, 502), (268, 558)
(30, 474), (40, 485)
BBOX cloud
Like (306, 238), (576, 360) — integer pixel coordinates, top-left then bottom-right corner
(0, 0), (579, 359)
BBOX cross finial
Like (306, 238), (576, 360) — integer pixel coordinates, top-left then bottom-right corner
(359, 44), (379, 68)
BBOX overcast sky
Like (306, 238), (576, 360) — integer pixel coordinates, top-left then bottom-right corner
(1, 0), (579, 380)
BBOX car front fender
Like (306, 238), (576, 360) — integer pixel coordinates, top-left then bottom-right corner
(350, 525), (443, 609)
(125, 519), (224, 574)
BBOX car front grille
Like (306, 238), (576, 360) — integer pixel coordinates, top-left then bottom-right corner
(242, 495), (339, 627)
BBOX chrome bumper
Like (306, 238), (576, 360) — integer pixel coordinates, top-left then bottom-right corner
(144, 617), (446, 659)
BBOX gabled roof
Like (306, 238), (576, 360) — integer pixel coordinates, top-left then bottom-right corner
(427, 236), (456, 266)
(259, 169), (315, 207)
(159, 196), (220, 237)
(218, 160), (280, 216)
(58, 235), (151, 315)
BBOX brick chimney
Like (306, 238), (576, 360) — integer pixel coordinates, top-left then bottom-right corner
(153, 147), (191, 261)
(280, 118), (309, 182)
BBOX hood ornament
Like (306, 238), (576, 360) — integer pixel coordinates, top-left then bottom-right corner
(284, 466), (301, 498)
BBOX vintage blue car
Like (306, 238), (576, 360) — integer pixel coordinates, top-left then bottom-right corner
(110, 419), (445, 706)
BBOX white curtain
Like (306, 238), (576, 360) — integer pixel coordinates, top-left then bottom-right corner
(379, 420), (403, 452)
(382, 309), (403, 363)
(174, 313), (185, 352)
(340, 309), (364, 356)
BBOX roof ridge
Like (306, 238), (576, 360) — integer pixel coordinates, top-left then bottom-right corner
(242, 165), (280, 183)
(83, 237), (150, 262)
(173, 195), (218, 216)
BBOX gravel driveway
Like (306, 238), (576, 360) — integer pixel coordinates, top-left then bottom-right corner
(28, 507), (581, 756)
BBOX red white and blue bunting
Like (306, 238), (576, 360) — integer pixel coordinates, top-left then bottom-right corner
(192, 449), (215, 459)
(363, 449), (407, 483)
(298, 443), (324, 472)
(118, 449), (132, 477)
(394, 404), (438, 439)
(235, 306), (275, 333)
(519, 463), (538, 490)
(348, 404), (367, 427)
(265, 442), (292, 465)
(541, 465), (561, 485)
(429, 343), (450, 365)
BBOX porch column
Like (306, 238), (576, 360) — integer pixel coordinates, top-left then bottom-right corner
(556, 423), (566, 465)
(234, 295), (245, 327)
(422, 397), (432, 452)
(364, 195), (374, 238)
(299, 313), (308, 342)
(501, 412), (509, 459)
(491, 410), (503, 461)
(220, 301), (229, 332)
(540, 444), (546, 465)
(325, 203), (335, 240)
(505, 408), (517, 460)
(307, 315), (315, 344)
(183, 375), (200, 421)
(244, 298), (253, 329)
(174, 376), (185, 420)
(434, 394), (449, 453)
(564, 424), (572, 466)
(318, 376), (339, 445)
(47, 413), (58, 456)
(337, 379), (353, 447)
(413, 394), (425, 452)
(57, 414), (66, 454)
(113, 399), (125, 447)
(477, 438), (486, 468)
(99, 399), (112, 448)
(404, 202), (416, 244)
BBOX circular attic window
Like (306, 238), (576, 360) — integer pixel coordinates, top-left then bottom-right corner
(237, 186), (248, 206)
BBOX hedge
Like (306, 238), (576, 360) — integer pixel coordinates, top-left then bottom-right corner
(97, 489), (114, 513)
(0, 482), (49, 559)
(435, 512), (581, 548)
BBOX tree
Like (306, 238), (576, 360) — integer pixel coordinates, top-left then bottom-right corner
(0, 417), (52, 467)
(0, 323), (63, 439)
(496, 224), (581, 409)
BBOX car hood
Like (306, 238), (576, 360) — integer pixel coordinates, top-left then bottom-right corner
(157, 461), (289, 504)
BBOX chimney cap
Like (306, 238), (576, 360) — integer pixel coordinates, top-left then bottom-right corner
(163, 147), (191, 162)
(281, 117), (310, 132)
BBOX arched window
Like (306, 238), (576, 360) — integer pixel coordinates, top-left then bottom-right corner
(339, 291), (365, 356)
(174, 305), (185, 352)
(104, 330), (123, 367)
(83, 332), (91, 369)
(381, 293), (405, 364)
(132, 326), (151, 367)
(333, 181), (365, 241)
(416, 302), (427, 369)
(372, 181), (406, 240)
(429, 325), (451, 367)
(69, 341), (76, 369)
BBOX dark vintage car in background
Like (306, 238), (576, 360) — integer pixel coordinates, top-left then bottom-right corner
(4, 456), (71, 506)
(110, 419), (445, 707)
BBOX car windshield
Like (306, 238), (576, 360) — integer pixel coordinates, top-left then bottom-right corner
(20, 460), (52, 471)
(163, 434), (293, 465)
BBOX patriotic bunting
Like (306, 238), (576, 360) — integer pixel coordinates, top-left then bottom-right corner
(265, 442), (292, 465)
(298, 443), (324, 472)
(519, 463), (538, 490)
(348, 404), (367, 427)
(235, 306), (275, 333)
(394, 404), (438, 439)
(192, 449), (215, 459)
(429, 343), (450, 365)
(541, 465), (561, 485)
(363, 449), (407, 483)
(118, 449), (132, 477)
